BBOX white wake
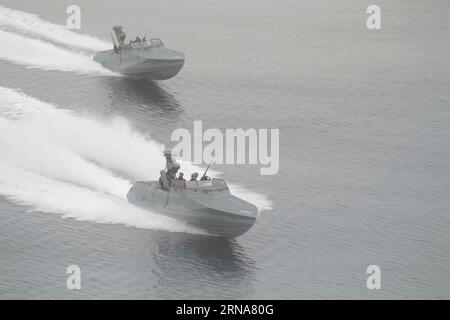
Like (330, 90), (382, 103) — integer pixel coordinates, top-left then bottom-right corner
(0, 6), (117, 75)
(0, 87), (202, 233)
(0, 30), (114, 75)
(0, 5), (110, 52)
(0, 87), (272, 233)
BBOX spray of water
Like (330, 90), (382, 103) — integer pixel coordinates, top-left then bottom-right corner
(0, 30), (115, 75)
(0, 87), (203, 234)
(0, 5), (110, 52)
(0, 87), (272, 233)
(0, 6), (118, 75)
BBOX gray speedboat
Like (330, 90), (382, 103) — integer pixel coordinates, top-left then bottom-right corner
(94, 25), (185, 80)
(127, 151), (258, 238)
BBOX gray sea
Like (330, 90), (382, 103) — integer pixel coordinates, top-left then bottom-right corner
(0, 0), (449, 299)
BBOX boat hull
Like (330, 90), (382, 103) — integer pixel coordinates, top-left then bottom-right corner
(127, 181), (257, 238)
(94, 48), (185, 80)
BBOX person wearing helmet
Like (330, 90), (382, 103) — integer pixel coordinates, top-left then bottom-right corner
(190, 172), (199, 181)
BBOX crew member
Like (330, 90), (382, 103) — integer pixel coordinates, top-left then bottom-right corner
(163, 150), (180, 179)
(190, 173), (199, 181)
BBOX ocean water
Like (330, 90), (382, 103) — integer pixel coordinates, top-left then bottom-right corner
(0, 0), (449, 299)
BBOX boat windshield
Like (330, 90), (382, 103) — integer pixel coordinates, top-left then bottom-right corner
(150, 38), (164, 46)
(129, 38), (164, 49)
(185, 178), (228, 189)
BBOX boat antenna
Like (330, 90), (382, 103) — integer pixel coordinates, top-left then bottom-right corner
(201, 161), (212, 180)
